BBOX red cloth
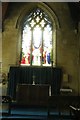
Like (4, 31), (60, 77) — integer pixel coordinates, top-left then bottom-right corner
(21, 57), (26, 64)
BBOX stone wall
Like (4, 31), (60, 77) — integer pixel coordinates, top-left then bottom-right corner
(2, 2), (80, 95)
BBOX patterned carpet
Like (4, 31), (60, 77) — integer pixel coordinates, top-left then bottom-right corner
(0, 107), (75, 120)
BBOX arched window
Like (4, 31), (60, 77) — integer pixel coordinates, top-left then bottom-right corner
(21, 8), (53, 66)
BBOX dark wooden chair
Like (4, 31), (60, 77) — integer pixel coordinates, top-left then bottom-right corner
(0, 95), (12, 115)
(70, 105), (80, 120)
(70, 96), (80, 120)
(48, 95), (75, 119)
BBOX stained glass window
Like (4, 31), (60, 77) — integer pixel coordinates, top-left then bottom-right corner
(21, 8), (53, 66)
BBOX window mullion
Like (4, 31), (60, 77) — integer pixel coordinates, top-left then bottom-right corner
(30, 28), (33, 66)
(41, 28), (44, 66)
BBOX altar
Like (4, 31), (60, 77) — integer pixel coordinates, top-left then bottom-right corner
(16, 84), (49, 106)
(8, 66), (62, 99)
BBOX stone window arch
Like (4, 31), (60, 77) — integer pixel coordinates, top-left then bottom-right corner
(16, 3), (60, 67)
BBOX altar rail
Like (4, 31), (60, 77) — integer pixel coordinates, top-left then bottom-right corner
(1, 95), (80, 119)
(8, 66), (62, 99)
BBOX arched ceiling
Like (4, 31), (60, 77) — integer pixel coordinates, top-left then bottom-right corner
(2, 2), (80, 24)
(2, 2), (9, 21)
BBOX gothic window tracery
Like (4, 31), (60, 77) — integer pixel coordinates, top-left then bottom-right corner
(21, 8), (53, 66)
